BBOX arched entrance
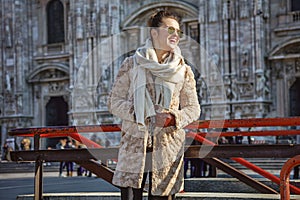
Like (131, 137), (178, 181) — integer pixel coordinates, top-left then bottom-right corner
(27, 63), (70, 148)
(46, 96), (69, 148)
(269, 39), (300, 117)
(290, 78), (300, 116)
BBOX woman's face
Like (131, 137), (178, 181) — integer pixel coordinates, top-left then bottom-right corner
(151, 17), (181, 52)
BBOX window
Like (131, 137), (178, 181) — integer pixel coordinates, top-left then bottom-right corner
(47, 0), (65, 44)
(291, 0), (300, 12)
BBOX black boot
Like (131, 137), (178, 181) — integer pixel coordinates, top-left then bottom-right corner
(121, 187), (144, 200)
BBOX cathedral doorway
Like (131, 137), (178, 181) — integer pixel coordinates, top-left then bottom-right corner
(289, 78), (300, 116)
(45, 96), (69, 148)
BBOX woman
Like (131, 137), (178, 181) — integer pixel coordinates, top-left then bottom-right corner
(108, 9), (201, 200)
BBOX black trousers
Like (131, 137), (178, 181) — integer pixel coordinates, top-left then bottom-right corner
(120, 150), (175, 200)
(120, 171), (148, 200)
(120, 176), (175, 200)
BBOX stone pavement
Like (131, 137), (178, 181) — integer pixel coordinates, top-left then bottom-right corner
(2, 161), (300, 199)
(10, 173), (300, 200)
(15, 192), (300, 200)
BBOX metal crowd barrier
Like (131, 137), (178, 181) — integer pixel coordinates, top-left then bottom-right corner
(8, 117), (300, 200)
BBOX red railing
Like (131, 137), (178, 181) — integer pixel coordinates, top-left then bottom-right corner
(280, 155), (300, 200)
(187, 132), (300, 196)
(8, 117), (300, 199)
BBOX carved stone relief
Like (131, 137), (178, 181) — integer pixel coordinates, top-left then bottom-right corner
(209, 0), (218, 22)
(274, 62), (284, 79)
(16, 94), (23, 114)
(4, 94), (16, 115)
(127, 29), (139, 51)
(33, 69), (68, 81)
(70, 114), (93, 125)
(285, 61), (295, 76)
(48, 82), (66, 93)
(76, 8), (83, 39)
(224, 75), (238, 101)
(73, 91), (94, 111)
(296, 59), (300, 74)
(240, 0), (249, 18)
(233, 106), (242, 119)
(222, 0), (235, 20)
(4, 18), (12, 47)
(241, 49), (250, 81)
(2, 117), (32, 130)
(196, 77), (207, 103)
(229, 0), (235, 19)
(198, 0), (205, 23)
(110, 4), (119, 35)
(275, 43), (300, 55)
(263, 0), (269, 18)
(237, 82), (254, 99)
(254, 0), (263, 15)
(100, 5), (108, 36)
(33, 84), (40, 99)
(87, 9), (97, 38)
(5, 71), (12, 92)
(255, 69), (270, 100)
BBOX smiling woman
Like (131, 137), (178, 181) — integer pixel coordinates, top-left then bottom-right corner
(161, 26), (184, 38)
(148, 11), (183, 62)
(107, 9), (201, 200)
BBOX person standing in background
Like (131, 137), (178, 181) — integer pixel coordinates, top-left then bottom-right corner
(56, 138), (67, 177)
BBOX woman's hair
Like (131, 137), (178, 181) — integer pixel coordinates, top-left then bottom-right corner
(147, 9), (182, 27)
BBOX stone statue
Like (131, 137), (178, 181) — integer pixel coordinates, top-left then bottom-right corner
(76, 8), (83, 39)
(209, 0), (218, 22)
(199, 0), (205, 23)
(5, 72), (11, 92)
(240, 0), (249, 18)
(100, 6), (108, 36)
(256, 70), (270, 99)
(241, 49), (250, 81)
(4, 18), (12, 47)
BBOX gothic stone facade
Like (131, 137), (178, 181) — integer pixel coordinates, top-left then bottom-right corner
(0, 0), (300, 148)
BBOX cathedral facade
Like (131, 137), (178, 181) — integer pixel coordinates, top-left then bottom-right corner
(0, 0), (300, 148)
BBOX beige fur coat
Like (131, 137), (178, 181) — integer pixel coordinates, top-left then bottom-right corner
(107, 56), (200, 196)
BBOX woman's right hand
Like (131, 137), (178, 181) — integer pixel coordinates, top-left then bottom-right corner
(155, 112), (175, 127)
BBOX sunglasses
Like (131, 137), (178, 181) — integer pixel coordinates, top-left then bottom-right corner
(162, 26), (184, 38)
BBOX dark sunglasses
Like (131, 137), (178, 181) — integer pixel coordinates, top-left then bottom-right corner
(163, 26), (184, 38)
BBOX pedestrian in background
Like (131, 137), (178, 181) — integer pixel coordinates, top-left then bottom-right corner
(65, 139), (75, 177)
(56, 138), (67, 177)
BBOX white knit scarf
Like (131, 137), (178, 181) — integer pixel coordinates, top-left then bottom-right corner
(133, 39), (186, 130)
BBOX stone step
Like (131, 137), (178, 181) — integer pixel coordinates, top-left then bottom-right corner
(184, 178), (300, 193)
(224, 158), (288, 170)
(16, 192), (300, 200)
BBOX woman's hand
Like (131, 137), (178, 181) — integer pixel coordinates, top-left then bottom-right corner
(155, 112), (175, 127)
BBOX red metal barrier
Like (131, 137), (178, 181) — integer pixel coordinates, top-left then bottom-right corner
(193, 130), (300, 137)
(8, 117), (300, 198)
(280, 155), (300, 200)
(186, 132), (300, 195)
(186, 117), (300, 129)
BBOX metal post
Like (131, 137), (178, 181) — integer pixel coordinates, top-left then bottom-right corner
(34, 134), (43, 200)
